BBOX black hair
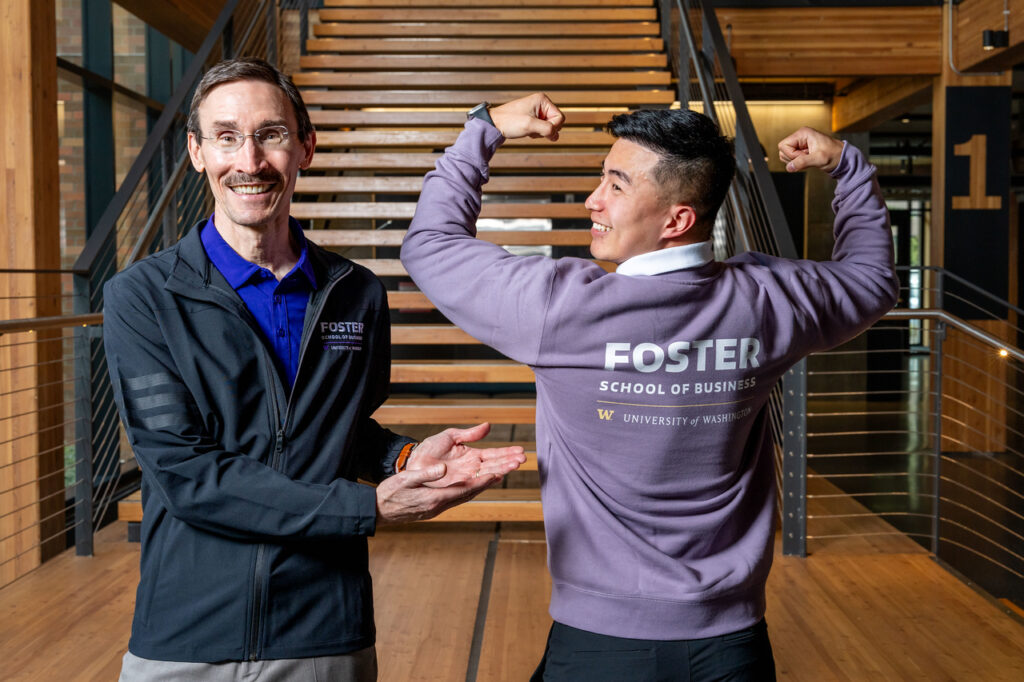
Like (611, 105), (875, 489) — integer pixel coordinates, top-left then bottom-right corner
(186, 57), (314, 144)
(607, 109), (735, 238)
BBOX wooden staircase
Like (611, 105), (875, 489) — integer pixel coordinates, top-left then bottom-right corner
(118, 0), (674, 529)
(294, 0), (672, 521)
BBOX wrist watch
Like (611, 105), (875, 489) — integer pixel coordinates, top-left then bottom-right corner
(467, 101), (495, 128)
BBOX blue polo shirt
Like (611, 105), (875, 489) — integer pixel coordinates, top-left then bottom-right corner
(200, 216), (317, 388)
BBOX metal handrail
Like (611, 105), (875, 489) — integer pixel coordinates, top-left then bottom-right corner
(885, 308), (1024, 362)
(0, 314), (104, 336)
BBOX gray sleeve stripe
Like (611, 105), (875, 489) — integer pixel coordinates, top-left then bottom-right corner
(140, 413), (190, 431)
(128, 392), (186, 411)
(123, 372), (177, 392)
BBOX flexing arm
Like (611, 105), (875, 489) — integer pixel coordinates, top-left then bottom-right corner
(755, 127), (900, 351)
(401, 94), (598, 364)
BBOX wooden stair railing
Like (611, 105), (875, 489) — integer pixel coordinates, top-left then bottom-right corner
(119, 0), (671, 529)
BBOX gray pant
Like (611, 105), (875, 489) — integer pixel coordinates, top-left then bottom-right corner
(119, 647), (377, 682)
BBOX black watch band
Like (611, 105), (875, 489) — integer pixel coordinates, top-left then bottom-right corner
(467, 101), (495, 128)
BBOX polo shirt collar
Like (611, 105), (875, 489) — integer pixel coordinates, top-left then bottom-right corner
(200, 215), (317, 290)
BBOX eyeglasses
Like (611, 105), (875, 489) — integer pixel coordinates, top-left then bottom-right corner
(200, 126), (294, 153)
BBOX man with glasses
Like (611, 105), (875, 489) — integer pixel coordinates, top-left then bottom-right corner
(104, 58), (525, 681)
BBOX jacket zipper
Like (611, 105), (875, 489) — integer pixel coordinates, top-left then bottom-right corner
(247, 264), (351, 660)
(282, 267), (352, 431)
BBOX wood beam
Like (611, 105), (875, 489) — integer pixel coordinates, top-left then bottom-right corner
(0, 0), (63, 587)
(951, 0), (1024, 73)
(715, 7), (942, 77)
(113, 0), (226, 53)
(832, 76), (933, 133)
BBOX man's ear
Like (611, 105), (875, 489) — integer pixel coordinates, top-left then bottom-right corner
(661, 203), (698, 241)
(299, 129), (316, 171)
(187, 133), (205, 173)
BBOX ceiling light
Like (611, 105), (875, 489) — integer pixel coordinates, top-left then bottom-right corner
(983, 29), (1009, 50)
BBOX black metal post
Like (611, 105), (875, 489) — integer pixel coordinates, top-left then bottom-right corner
(931, 322), (946, 556)
(72, 274), (95, 556)
(267, 0), (278, 67)
(781, 360), (808, 557)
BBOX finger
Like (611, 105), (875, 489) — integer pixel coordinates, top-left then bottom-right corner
(478, 458), (524, 477)
(785, 150), (828, 173)
(521, 117), (558, 141)
(476, 445), (526, 460)
(536, 96), (565, 129)
(399, 463), (446, 486)
(447, 422), (491, 444)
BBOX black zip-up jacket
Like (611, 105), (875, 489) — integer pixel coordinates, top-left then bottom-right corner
(103, 223), (412, 662)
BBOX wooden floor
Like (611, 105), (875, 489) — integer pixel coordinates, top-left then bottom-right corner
(1, 520), (1023, 681)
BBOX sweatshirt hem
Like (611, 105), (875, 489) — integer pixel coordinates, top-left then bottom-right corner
(549, 581), (766, 640)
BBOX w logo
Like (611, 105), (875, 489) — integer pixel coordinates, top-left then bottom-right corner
(597, 409), (615, 421)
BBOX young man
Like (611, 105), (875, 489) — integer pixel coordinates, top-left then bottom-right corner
(401, 95), (899, 680)
(103, 58), (524, 681)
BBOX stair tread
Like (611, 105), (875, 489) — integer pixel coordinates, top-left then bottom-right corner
(323, 0), (651, 6)
(299, 54), (667, 71)
(307, 109), (623, 128)
(301, 90), (675, 107)
(309, 229), (593, 247)
(318, 8), (656, 21)
(294, 176), (598, 194)
(296, 71), (669, 87)
(313, 22), (660, 38)
(312, 130), (614, 147)
(292, 202), (586, 220)
(306, 37), (664, 54)
(308, 152), (605, 170)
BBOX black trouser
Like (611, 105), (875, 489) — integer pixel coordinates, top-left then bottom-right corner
(530, 619), (776, 682)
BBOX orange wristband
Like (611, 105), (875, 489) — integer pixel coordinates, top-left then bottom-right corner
(395, 442), (417, 473)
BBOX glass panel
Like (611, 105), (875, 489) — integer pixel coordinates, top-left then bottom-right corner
(113, 92), (148, 189)
(112, 4), (147, 92)
(57, 71), (86, 280)
(56, 0), (83, 66)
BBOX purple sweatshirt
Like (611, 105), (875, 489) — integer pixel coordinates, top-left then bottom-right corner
(401, 119), (898, 640)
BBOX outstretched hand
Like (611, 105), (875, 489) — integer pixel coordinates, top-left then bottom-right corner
(490, 93), (566, 141)
(778, 127), (846, 173)
(375, 464), (501, 525)
(374, 424), (526, 524)
(406, 422), (526, 488)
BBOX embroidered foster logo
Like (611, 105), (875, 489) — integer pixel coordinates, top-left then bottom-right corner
(320, 320), (365, 352)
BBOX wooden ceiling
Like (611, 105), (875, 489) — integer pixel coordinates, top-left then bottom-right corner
(114, 0), (227, 52)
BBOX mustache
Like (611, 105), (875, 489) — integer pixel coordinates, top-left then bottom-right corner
(225, 172), (282, 185)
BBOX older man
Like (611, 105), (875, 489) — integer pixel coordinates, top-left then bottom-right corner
(104, 58), (524, 681)
(401, 95), (898, 680)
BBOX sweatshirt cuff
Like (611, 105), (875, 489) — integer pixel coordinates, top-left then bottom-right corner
(455, 117), (505, 182)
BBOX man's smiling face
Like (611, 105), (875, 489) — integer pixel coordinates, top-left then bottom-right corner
(585, 138), (678, 265)
(187, 79), (314, 235)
